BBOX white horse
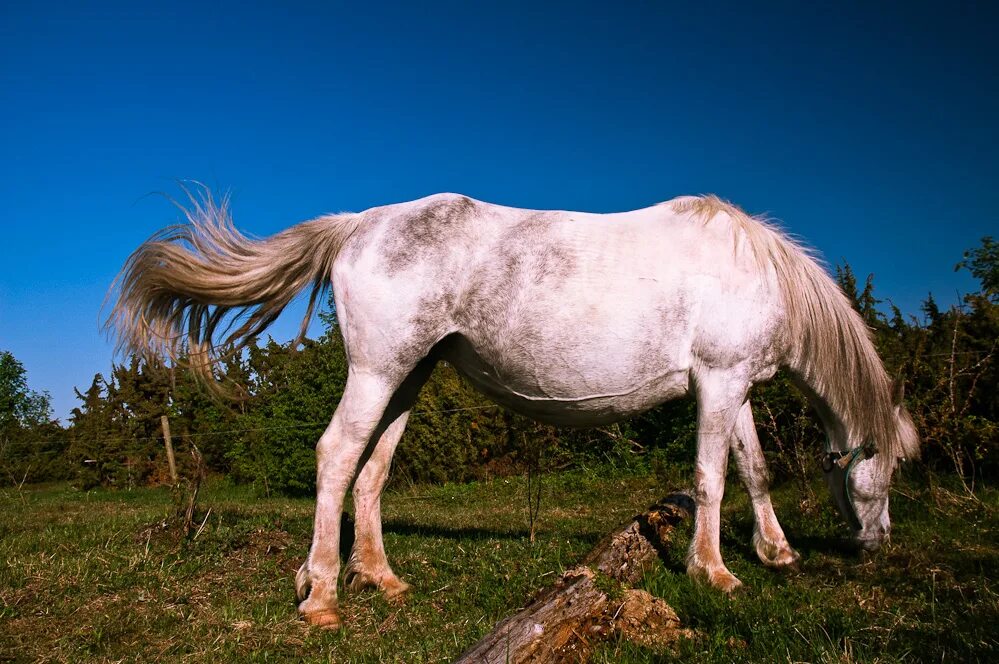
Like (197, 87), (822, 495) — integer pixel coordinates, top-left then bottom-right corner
(110, 190), (919, 628)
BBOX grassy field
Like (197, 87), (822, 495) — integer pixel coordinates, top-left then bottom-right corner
(1, 465), (995, 663)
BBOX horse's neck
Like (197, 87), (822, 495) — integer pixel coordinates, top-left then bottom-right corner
(788, 372), (856, 451)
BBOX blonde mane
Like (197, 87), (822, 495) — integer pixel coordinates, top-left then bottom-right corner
(672, 195), (919, 465)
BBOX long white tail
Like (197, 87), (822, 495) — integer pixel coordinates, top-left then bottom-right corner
(107, 188), (362, 387)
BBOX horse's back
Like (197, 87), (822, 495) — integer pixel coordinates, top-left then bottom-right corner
(334, 194), (785, 422)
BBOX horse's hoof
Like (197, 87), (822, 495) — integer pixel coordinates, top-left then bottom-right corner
(688, 562), (743, 593)
(757, 540), (802, 571)
(773, 548), (802, 572)
(382, 577), (411, 603)
(709, 569), (743, 594)
(345, 565), (411, 601)
(300, 607), (342, 630)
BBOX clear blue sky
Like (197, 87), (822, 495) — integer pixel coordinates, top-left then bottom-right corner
(1, 1), (996, 423)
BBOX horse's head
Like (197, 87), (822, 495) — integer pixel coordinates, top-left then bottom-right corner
(824, 383), (919, 551)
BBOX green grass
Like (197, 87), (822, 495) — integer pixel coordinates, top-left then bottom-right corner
(1, 466), (995, 662)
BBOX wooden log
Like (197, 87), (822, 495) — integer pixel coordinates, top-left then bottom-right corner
(161, 415), (178, 483)
(455, 493), (696, 663)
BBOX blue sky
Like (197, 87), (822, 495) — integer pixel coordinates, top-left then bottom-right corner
(1, 1), (996, 423)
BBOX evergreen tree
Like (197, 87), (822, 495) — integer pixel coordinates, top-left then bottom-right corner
(858, 273), (881, 327)
(956, 236), (998, 302)
(0, 350), (64, 484)
(69, 374), (122, 487)
(835, 263), (859, 305)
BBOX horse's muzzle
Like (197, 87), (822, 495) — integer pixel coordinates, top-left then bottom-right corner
(856, 536), (882, 552)
(856, 525), (890, 552)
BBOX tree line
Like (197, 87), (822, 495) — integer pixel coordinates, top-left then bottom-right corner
(2, 237), (995, 494)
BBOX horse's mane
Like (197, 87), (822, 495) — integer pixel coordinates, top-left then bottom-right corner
(671, 195), (919, 466)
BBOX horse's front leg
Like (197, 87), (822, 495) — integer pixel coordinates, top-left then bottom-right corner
(687, 370), (748, 593)
(730, 400), (801, 569)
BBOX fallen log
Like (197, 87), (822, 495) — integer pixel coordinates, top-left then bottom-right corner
(455, 492), (696, 663)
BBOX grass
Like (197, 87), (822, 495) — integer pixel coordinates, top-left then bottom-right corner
(0, 465), (995, 662)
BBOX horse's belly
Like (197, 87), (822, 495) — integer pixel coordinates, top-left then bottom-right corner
(441, 334), (690, 426)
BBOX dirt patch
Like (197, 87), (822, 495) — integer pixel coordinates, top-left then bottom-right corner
(246, 527), (293, 556)
(612, 589), (695, 650)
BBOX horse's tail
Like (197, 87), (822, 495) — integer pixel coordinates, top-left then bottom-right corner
(106, 187), (363, 392)
(673, 195), (920, 464)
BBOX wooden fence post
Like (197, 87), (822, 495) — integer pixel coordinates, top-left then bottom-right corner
(161, 415), (178, 483)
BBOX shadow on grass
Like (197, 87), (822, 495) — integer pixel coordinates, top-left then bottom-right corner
(384, 520), (530, 540)
(384, 519), (609, 545)
(337, 512), (608, 560)
(786, 533), (860, 558)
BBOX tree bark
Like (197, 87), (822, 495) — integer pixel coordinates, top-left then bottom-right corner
(455, 493), (695, 663)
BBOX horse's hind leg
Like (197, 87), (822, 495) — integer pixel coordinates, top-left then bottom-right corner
(296, 369), (399, 629)
(344, 410), (412, 599)
(730, 401), (801, 569)
(344, 359), (434, 600)
(687, 369), (749, 593)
